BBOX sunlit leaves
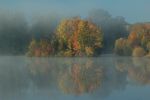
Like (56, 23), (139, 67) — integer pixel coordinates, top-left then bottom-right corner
(114, 23), (150, 56)
(132, 47), (146, 57)
(114, 38), (132, 55)
(56, 17), (103, 56)
(27, 17), (103, 57)
(115, 57), (150, 85)
(27, 39), (54, 57)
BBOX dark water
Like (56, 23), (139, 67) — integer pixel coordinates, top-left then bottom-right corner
(0, 56), (150, 100)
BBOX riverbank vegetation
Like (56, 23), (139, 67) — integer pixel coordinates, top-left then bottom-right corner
(0, 9), (149, 57)
(114, 23), (150, 57)
(27, 17), (103, 57)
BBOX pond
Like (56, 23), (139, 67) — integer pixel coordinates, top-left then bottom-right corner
(0, 56), (150, 100)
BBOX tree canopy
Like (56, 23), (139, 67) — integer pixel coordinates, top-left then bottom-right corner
(27, 17), (103, 57)
(56, 17), (103, 56)
(114, 23), (150, 57)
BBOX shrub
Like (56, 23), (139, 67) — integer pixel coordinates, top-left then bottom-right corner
(132, 46), (146, 57)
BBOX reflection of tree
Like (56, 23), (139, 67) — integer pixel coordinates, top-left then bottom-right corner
(84, 57), (128, 100)
(58, 59), (103, 95)
(25, 57), (150, 98)
(27, 58), (105, 95)
(115, 58), (131, 72)
(115, 57), (150, 85)
(27, 58), (58, 88)
(128, 58), (150, 84)
(27, 57), (129, 97)
(2, 57), (150, 99)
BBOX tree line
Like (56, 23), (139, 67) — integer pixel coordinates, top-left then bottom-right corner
(114, 23), (150, 57)
(0, 9), (149, 57)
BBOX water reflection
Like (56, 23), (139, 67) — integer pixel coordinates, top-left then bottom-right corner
(0, 57), (29, 100)
(115, 57), (150, 85)
(58, 59), (103, 95)
(0, 56), (150, 100)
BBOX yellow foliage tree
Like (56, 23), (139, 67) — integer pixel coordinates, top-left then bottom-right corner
(132, 46), (146, 57)
(114, 23), (150, 56)
(56, 17), (103, 56)
(27, 39), (54, 57)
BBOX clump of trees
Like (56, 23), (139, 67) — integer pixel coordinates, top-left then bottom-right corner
(27, 17), (103, 57)
(56, 17), (103, 56)
(27, 39), (54, 57)
(114, 23), (150, 57)
(1, 9), (150, 57)
(0, 9), (129, 55)
(132, 47), (146, 57)
(114, 38), (132, 56)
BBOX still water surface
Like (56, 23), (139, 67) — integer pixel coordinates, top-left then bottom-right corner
(0, 56), (150, 100)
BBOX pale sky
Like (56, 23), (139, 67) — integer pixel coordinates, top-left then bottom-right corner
(0, 0), (150, 23)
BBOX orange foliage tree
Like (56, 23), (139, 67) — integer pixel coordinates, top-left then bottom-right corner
(27, 39), (54, 57)
(114, 23), (150, 56)
(56, 17), (103, 56)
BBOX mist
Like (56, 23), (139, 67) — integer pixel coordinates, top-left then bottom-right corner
(88, 9), (129, 52)
(0, 8), (131, 55)
(0, 11), (61, 55)
(0, 1), (149, 100)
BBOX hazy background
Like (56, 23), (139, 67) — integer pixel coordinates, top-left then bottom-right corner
(0, 0), (149, 55)
(0, 0), (150, 23)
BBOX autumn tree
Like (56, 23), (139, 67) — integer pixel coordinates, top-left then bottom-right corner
(129, 23), (150, 48)
(132, 46), (146, 57)
(128, 32), (140, 47)
(114, 38), (132, 55)
(114, 23), (150, 56)
(56, 17), (103, 56)
(27, 39), (54, 57)
(27, 39), (38, 56)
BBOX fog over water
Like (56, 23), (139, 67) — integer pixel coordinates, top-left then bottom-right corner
(0, 1), (149, 100)
(0, 9), (129, 54)
(0, 56), (150, 100)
